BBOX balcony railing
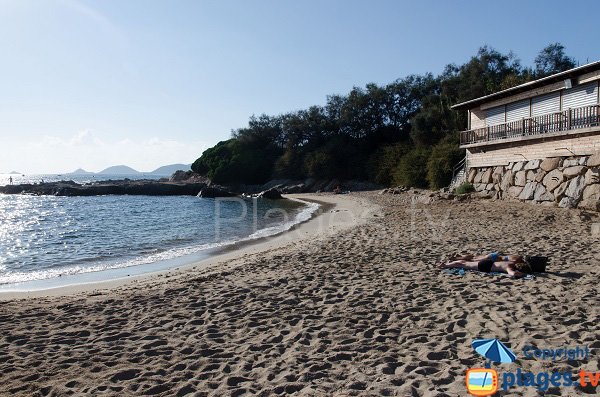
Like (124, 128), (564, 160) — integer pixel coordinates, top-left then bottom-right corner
(459, 104), (600, 146)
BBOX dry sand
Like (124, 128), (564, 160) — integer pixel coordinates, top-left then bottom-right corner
(0, 192), (599, 396)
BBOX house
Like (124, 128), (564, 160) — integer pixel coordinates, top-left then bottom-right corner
(451, 61), (600, 210)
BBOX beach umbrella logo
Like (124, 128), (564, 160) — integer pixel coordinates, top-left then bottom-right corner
(472, 338), (517, 367)
(466, 339), (515, 396)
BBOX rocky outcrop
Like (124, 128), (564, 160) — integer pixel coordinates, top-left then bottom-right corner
(257, 188), (283, 199)
(465, 153), (600, 211)
(198, 186), (237, 198)
(0, 180), (207, 196)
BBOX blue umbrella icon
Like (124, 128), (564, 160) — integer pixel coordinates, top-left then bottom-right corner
(472, 338), (516, 367)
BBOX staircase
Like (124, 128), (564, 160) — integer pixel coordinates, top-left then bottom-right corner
(449, 156), (467, 190)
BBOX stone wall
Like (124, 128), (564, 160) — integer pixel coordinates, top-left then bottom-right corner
(465, 152), (600, 211)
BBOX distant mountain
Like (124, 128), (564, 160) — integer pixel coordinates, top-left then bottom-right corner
(69, 168), (94, 175)
(150, 163), (191, 175)
(8, 171), (21, 175)
(98, 165), (140, 175)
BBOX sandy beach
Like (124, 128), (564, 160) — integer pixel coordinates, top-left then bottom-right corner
(1, 192), (599, 396)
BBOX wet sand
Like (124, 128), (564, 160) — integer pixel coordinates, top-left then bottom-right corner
(0, 192), (599, 396)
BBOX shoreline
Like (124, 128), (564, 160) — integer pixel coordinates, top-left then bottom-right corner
(0, 193), (378, 300)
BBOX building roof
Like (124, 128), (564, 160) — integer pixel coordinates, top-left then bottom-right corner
(451, 60), (600, 111)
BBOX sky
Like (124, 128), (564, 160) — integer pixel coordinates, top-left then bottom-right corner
(1, 0), (599, 174)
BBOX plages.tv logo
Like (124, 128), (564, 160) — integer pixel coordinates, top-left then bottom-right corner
(466, 339), (515, 396)
(466, 338), (598, 395)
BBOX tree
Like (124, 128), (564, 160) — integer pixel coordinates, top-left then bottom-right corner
(534, 43), (576, 78)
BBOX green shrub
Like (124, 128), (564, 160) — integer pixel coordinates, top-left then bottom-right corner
(455, 182), (475, 195)
(392, 148), (431, 188)
(426, 141), (464, 189)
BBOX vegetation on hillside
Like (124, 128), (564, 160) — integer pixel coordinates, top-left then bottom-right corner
(192, 43), (576, 189)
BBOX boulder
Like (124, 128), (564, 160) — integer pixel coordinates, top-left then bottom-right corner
(257, 188), (283, 199)
(562, 158), (580, 167)
(507, 186), (523, 198)
(553, 181), (569, 202)
(480, 168), (493, 184)
(474, 183), (486, 192)
(514, 171), (527, 186)
(467, 168), (477, 183)
(474, 170), (483, 184)
(198, 186), (237, 198)
(579, 157), (588, 166)
(558, 197), (578, 209)
(512, 161), (525, 172)
(565, 175), (585, 199)
(518, 182), (537, 200)
(533, 184), (553, 202)
(585, 168), (599, 185)
(540, 157), (561, 172)
(526, 170), (536, 182)
(587, 152), (600, 167)
(578, 198), (600, 211)
(524, 159), (541, 170)
(500, 171), (513, 191)
(562, 166), (587, 178)
(583, 184), (600, 201)
(534, 170), (547, 183)
(492, 166), (504, 183)
(542, 169), (564, 192)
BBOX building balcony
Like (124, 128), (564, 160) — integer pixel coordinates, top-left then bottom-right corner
(459, 105), (600, 148)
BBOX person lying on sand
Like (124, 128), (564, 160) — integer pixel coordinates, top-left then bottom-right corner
(440, 252), (547, 278)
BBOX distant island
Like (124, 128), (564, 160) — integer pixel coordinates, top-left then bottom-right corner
(8, 171), (21, 175)
(66, 163), (191, 176)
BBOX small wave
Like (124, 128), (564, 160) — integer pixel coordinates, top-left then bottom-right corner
(0, 199), (320, 285)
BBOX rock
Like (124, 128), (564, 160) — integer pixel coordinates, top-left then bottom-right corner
(524, 159), (540, 170)
(474, 183), (486, 192)
(282, 184), (306, 194)
(565, 175), (585, 199)
(534, 170), (547, 183)
(558, 197), (578, 209)
(583, 184), (600, 201)
(587, 152), (600, 167)
(542, 169), (564, 192)
(478, 169), (491, 184)
(563, 166), (587, 178)
(474, 171), (483, 184)
(514, 171), (527, 186)
(562, 158), (580, 167)
(500, 171), (513, 191)
(512, 161), (525, 172)
(553, 181), (569, 202)
(257, 188), (283, 199)
(579, 157), (588, 166)
(473, 191), (493, 199)
(526, 170), (536, 182)
(492, 167), (504, 183)
(198, 186), (237, 198)
(578, 198), (600, 211)
(518, 182), (537, 200)
(533, 184), (553, 202)
(540, 157), (561, 172)
(584, 168), (599, 185)
(486, 183), (494, 191)
(507, 186), (523, 198)
(467, 168), (477, 183)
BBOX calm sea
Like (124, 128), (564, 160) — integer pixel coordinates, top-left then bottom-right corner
(0, 174), (317, 287)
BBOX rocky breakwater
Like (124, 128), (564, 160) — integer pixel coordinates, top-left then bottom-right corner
(0, 179), (208, 197)
(467, 152), (600, 211)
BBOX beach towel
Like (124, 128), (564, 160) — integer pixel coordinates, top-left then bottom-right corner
(443, 268), (535, 280)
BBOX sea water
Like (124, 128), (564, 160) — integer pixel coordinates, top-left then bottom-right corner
(0, 177), (317, 287)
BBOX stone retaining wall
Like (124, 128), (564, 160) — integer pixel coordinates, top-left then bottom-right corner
(466, 152), (600, 211)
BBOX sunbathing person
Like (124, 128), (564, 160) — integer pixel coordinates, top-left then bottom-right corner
(440, 252), (547, 278)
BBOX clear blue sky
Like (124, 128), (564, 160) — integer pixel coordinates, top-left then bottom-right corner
(1, 0), (599, 173)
